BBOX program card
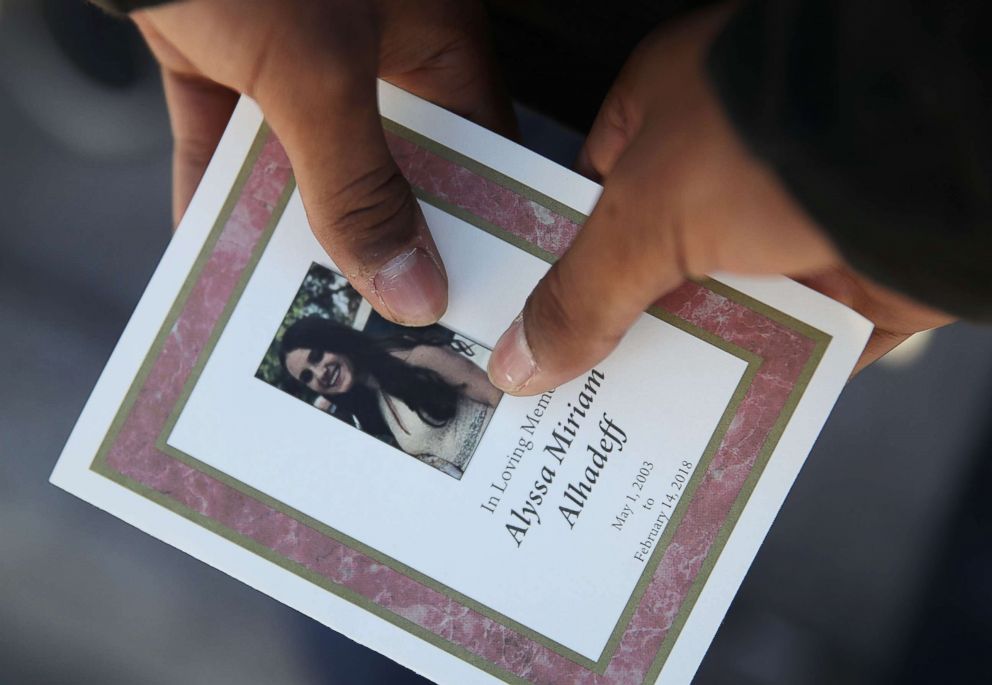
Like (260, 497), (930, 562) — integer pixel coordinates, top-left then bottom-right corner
(51, 83), (872, 684)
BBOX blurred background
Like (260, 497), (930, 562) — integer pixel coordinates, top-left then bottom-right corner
(1, 1), (991, 683)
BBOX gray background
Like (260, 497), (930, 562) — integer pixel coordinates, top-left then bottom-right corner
(2, 1), (990, 683)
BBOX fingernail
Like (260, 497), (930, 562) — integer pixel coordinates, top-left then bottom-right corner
(488, 313), (537, 392)
(373, 247), (447, 326)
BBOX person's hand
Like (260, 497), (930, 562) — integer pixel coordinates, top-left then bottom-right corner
(133, 0), (513, 326)
(486, 4), (952, 394)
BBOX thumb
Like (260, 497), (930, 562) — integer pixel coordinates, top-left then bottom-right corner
(487, 151), (686, 394)
(138, 1), (449, 327)
(257, 58), (447, 327)
(487, 115), (837, 395)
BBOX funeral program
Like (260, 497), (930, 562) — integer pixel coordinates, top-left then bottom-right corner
(52, 83), (872, 685)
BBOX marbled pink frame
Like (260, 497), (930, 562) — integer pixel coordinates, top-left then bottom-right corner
(92, 124), (826, 685)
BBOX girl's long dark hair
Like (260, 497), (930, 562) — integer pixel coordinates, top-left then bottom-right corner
(279, 317), (462, 431)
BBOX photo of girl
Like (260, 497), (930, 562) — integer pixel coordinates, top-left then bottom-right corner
(257, 263), (502, 479)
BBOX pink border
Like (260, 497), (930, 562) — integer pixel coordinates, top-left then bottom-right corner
(101, 130), (818, 684)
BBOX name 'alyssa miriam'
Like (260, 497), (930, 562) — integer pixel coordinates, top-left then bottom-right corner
(505, 368), (628, 547)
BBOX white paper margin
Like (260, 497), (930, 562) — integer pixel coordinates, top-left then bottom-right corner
(51, 84), (872, 685)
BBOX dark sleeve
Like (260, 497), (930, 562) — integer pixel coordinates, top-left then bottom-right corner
(90, 0), (173, 14)
(707, 0), (992, 321)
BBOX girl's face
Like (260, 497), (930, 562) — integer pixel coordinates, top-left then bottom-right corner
(285, 348), (355, 396)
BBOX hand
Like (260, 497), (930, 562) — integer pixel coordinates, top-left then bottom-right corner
(134, 0), (514, 326)
(486, 4), (951, 394)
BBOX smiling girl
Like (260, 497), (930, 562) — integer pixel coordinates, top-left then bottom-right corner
(279, 317), (502, 478)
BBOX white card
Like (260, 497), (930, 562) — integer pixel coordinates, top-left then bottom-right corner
(51, 82), (872, 685)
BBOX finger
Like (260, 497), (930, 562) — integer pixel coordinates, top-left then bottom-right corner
(576, 86), (638, 181)
(853, 330), (912, 376)
(489, 108), (838, 395)
(488, 146), (687, 395)
(379, 1), (518, 139)
(161, 69), (238, 227)
(257, 61), (448, 327)
(573, 2), (724, 181)
(138, 2), (448, 326)
(797, 268), (953, 376)
(134, 18), (238, 226)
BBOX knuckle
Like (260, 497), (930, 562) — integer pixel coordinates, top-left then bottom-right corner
(665, 209), (714, 279)
(644, 211), (688, 282)
(174, 136), (215, 176)
(672, 216), (707, 279)
(605, 178), (692, 286)
(602, 89), (632, 138)
(240, 27), (279, 101)
(318, 167), (418, 261)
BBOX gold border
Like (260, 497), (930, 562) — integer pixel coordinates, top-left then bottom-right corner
(90, 466), (530, 684)
(89, 125), (271, 476)
(154, 120), (762, 671)
(383, 118), (590, 228)
(158, 350), (759, 674)
(642, 328), (829, 681)
(90, 118), (832, 684)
